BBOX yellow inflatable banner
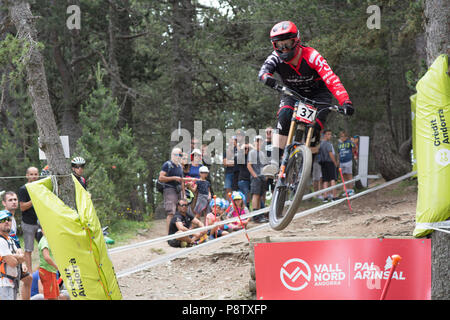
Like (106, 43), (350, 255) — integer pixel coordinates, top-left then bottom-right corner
(414, 54), (450, 237)
(410, 94), (417, 174)
(26, 175), (122, 300)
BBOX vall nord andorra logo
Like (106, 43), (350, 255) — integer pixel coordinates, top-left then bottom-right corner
(280, 255), (407, 292)
(280, 258), (346, 291)
(280, 258), (312, 291)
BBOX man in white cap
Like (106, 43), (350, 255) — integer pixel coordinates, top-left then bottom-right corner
(0, 210), (26, 300)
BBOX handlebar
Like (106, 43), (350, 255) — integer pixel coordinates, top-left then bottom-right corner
(272, 83), (346, 114)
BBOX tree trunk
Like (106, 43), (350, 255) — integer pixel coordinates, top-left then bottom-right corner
(424, 0), (450, 67)
(372, 121), (411, 180)
(107, 0), (134, 128)
(424, 0), (450, 300)
(8, 0), (76, 210)
(169, 0), (195, 137)
(51, 29), (82, 153)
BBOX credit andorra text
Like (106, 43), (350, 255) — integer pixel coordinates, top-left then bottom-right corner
(431, 109), (449, 147)
(182, 304), (267, 317)
(311, 263), (405, 286)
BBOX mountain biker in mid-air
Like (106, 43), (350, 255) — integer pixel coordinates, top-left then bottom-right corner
(258, 21), (354, 178)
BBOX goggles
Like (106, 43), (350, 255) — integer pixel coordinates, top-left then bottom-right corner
(273, 39), (296, 51)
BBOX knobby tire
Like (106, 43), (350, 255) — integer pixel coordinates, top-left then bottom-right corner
(269, 144), (312, 230)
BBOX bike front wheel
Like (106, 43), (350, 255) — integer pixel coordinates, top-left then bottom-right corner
(269, 144), (312, 230)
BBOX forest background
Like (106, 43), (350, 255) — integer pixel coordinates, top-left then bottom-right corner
(0, 0), (426, 227)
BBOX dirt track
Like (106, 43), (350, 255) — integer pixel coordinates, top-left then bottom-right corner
(111, 178), (418, 300)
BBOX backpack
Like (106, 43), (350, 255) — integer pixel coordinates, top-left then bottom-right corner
(0, 234), (19, 282)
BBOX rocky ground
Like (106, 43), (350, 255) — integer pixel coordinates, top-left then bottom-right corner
(111, 177), (418, 300)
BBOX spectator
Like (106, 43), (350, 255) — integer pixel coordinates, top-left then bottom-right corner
(311, 133), (323, 200)
(159, 147), (185, 233)
(30, 270), (70, 300)
(181, 152), (191, 176)
(30, 269), (43, 299)
(223, 136), (238, 195)
(263, 127), (275, 194)
(338, 131), (356, 196)
(201, 143), (212, 167)
(228, 192), (249, 231)
(181, 152), (196, 194)
(191, 138), (201, 155)
(192, 166), (211, 220)
(71, 157), (87, 190)
(37, 228), (60, 300)
(247, 135), (269, 222)
(206, 198), (230, 240)
(201, 144), (214, 197)
(233, 130), (246, 190)
(188, 149), (203, 179)
(319, 130), (338, 202)
(351, 135), (360, 161)
(18, 166), (40, 274)
(220, 199), (233, 233)
(237, 143), (251, 208)
(1, 192), (33, 300)
(167, 198), (206, 248)
(0, 210), (25, 300)
(2, 191), (20, 249)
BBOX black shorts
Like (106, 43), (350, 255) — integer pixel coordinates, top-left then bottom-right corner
(276, 91), (332, 136)
(321, 161), (337, 182)
(167, 234), (193, 248)
(250, 176), (266, 196)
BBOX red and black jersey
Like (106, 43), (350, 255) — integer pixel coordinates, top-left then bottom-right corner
(258, 46), (349, 105)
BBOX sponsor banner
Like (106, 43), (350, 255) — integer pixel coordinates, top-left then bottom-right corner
(254, 238), (430, 300)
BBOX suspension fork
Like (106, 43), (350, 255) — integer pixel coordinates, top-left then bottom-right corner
(279, 106), (298, 179)
(278, 108), (315, 180)
(304, 126), (314, 148)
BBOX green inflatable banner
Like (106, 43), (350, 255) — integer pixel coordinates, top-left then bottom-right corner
(414, 54), (450, 237)
(26, 175), (122, 300)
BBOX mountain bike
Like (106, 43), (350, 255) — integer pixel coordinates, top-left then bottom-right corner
(268, 83), (346, 230)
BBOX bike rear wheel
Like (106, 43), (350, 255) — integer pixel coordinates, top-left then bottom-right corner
(269, 144), (312, 230)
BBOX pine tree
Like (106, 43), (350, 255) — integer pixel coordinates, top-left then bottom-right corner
(76, 65), (147, 224)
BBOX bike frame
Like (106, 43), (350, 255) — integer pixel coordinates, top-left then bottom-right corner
(275, 85), (332, 180)
(278, 104), (311, 179)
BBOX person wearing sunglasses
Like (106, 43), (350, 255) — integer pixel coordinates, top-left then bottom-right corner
(167, 199), (206, 248)
(159, 147), (185, 233)
(1, 192), (33, 300)
(0, 210), (26, 300)
(71, 156), (88, 190)
(258, 21), (354, 178)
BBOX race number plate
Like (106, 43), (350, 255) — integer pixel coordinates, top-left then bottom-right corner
(295, 102), (317, 124)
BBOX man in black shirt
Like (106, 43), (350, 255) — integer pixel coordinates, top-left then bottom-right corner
(167, 198), (206, 248)
(18, 166), (40, 273)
